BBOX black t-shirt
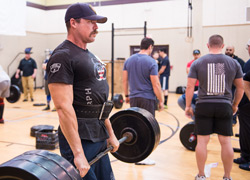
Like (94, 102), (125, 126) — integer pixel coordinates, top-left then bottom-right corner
(239, 64), (250, 107)
(159, 56), (170, 76)
(47, 40), (109, 105)
(47, 40), (109, 142)
(244, 70), (250, 82)
(18, 58), (37, 77)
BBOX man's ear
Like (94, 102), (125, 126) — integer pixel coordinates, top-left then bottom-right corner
(70, 18), (78, 29)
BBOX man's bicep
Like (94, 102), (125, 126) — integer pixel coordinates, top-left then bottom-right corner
(187, 78), (197, 87)
(150, 75), (160, 86)
(233, 78), (244, 88)
(48, 83), (73, 108)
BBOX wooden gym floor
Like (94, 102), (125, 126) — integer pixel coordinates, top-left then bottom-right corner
(0, 89), (249, 180)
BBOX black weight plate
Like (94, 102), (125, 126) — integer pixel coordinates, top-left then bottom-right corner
(179, 121), (197, 151)
(110, 107), (160, 163)
(0, 150), (81, 180)
(113, 94), (123, 109)
(30, 125), (54, 137)
(6, 85), (21, 103)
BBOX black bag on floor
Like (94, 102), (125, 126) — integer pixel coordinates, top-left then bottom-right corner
(176, 86), (186, 94)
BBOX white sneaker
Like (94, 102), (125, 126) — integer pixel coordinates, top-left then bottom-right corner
(195, 175), (206, 180)
(135, 158), (155, 165)
(223, 177), (232, 180)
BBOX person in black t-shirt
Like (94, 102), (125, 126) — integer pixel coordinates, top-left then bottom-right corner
(15, 48), (37, 102)
(46, 3), (119, 179)
(244, 70), (250, 100)
(233, 39), (250, 171)
(158, 48), (170, 108)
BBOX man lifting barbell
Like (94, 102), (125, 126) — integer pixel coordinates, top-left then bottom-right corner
(47, 3), (119, 179)
(0, 107), (161, 179)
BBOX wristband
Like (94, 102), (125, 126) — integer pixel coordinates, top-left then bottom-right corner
(125, 95), (129, 98)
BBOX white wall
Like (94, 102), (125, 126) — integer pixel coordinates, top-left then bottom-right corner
(26, 0), (189, 33)
(0, 0), (26, 36)
(203, 0), (250, 26)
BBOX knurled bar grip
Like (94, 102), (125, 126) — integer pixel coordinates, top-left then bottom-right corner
(89, 136), (128, 166)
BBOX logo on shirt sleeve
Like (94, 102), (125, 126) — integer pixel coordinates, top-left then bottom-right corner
(50, 63), (61, 73)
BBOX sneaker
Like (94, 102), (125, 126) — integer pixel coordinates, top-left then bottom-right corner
(239, 162), (250, 171)
(0, 119), (4, 123)
(135, 158), (155, 165)
(223, 177), (232, 180)
(42, 106), (50, 111)
(195, 175), (206, 180)
(164, 105), (168, 109)
(23, 99), (28, 102)
(234, 157), (247, 164)
(31, 98), (34, 102)
(51, 107), (56, 112)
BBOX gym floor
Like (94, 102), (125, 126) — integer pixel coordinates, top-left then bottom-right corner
(0, 89), (248, 180)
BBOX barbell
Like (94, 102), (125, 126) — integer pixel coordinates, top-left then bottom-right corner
(6, 85), (21, 103)
(0, 107), (160, 179)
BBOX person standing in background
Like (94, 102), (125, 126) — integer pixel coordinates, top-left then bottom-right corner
(185, 35), (244, 180)
(158, 48), (170, 108)
(234, 39), (250, 171)
(187, 49), (201, 91)
(42, 51), (56, 111)
(15, 48), (37, 102)
(225, 45), (245, 125)
(123, 37), (164, 165)
(225, 45), (245, 70)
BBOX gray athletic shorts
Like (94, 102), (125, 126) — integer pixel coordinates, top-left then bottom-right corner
(0, 80), (10, 98)
(130, 97), (156, 117)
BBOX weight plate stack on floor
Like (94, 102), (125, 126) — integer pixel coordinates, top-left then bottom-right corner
(35, 129), (58, 150)
(179, 121), (197, 151)
(0, 150), (81, 180)
(110, 107), (160, 163)
(30, 125), (54, 137)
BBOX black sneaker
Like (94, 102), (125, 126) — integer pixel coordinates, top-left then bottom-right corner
(239, 162), (250, 171)
(42, 106), (50, 111)
(31, 98), (34, 102)
(234, 157), (248, 164)
(23, 99), (28, 102)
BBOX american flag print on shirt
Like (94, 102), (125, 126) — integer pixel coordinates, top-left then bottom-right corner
(207, 63), (225, 95)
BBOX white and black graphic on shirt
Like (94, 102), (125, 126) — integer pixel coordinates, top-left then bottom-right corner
(50, 63), (61, 73)
(207, 63), (225, 95)
(92, 57), (106, 81)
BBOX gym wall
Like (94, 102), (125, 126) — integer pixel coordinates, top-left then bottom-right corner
(0, 0), (250, 92)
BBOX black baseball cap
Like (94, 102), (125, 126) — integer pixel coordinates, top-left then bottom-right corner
(65, 3), (107, 23)
(193, 49), (200, 54)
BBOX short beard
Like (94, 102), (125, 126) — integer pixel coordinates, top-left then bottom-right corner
(225, 53), (233, 57)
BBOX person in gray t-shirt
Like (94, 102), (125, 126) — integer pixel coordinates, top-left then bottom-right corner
(185, 35), (244, 180)
(123, 37), (164, 116)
